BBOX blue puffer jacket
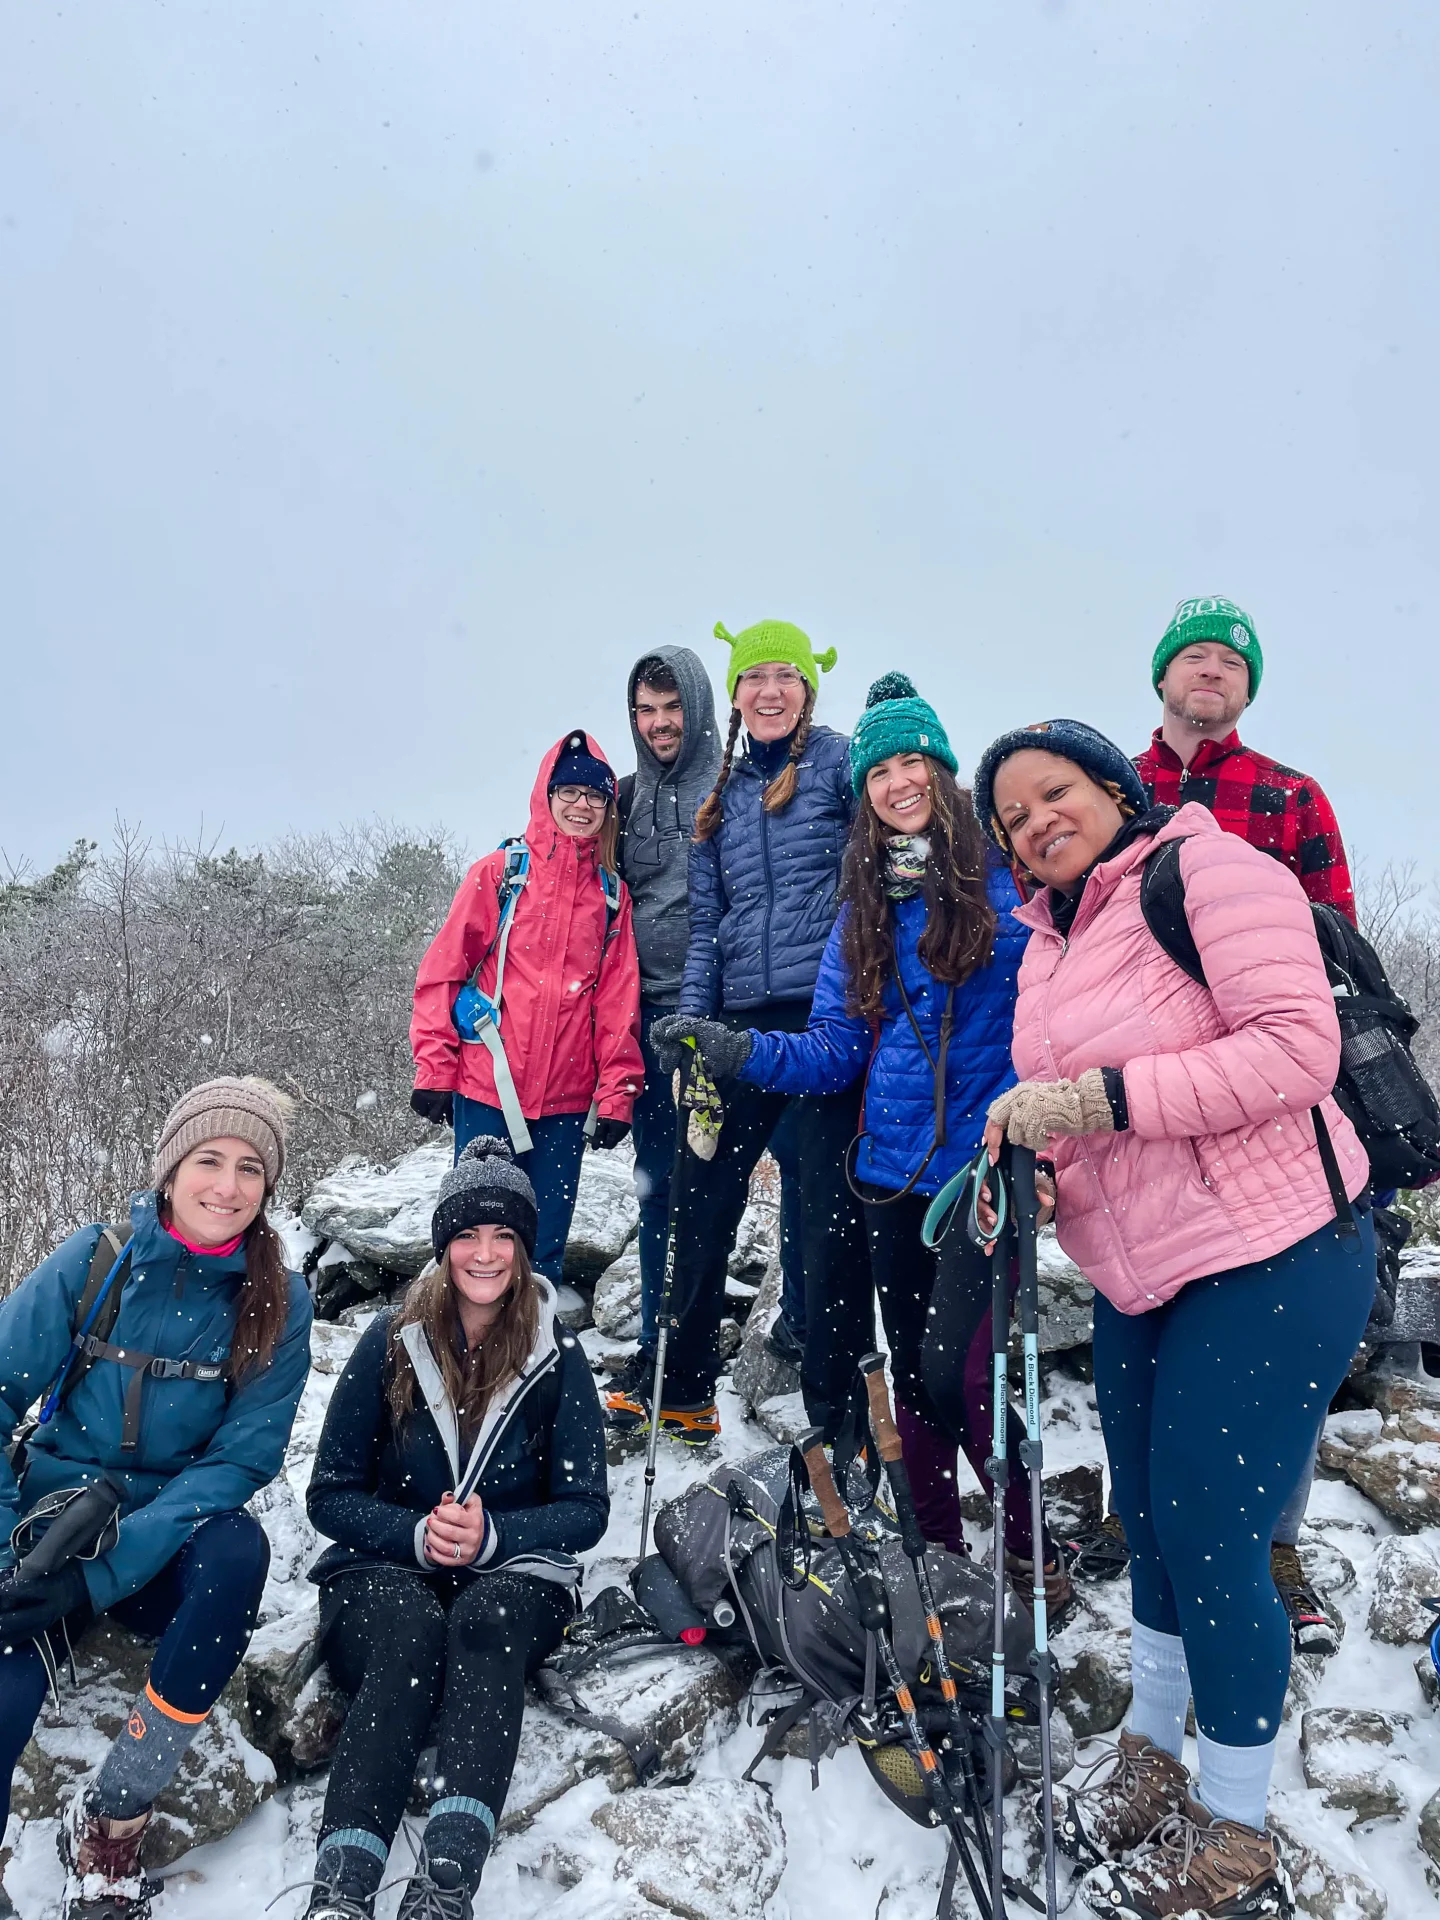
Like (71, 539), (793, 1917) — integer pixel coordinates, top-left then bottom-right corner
(741, 859), (1027, 1195)
(679, 724), (854, 1014)
(0, 1192), (312, 1609)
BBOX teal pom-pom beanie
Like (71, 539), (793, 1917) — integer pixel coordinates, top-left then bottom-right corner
(849, 671), (959, 797)
(1151, 596), (1263, 700)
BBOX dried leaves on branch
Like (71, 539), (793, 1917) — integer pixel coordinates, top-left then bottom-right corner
(0, 822), (465, 1293)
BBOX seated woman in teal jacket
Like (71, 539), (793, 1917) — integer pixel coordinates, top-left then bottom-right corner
(0, 1077), (312, 1920)
(657, 675), (1068, 1620)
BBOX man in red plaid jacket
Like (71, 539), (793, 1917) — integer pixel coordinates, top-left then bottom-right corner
(1133, 596), (1356, 924)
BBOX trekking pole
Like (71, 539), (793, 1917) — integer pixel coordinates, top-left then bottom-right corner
(1012, 1147), (1058, 1920)
(797, 1429), (974, 1876)
(637, 1049), (696, 1565)
(859, 1353), (997, 1920)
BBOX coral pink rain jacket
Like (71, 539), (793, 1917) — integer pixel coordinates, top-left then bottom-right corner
(1010, 803), (1368, 1315)
(411, 734), (644, 1123)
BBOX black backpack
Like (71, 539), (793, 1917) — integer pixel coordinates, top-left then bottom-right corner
(1139, 837), (1440, 1196)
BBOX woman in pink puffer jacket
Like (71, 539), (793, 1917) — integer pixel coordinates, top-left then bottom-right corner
(972, 719), (1374, 1920)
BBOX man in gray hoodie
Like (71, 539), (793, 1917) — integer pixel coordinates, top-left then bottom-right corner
(613, 648), (721, 1392)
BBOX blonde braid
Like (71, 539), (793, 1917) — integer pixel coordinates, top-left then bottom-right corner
(693, 706), (744, 843)
(761, 685), (816, 815)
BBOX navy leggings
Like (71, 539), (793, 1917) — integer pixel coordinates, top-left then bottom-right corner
(453, 1098), (588, 1285)
(1093, 1213), (1375, 1746)
(0, 1509), (270, 1826)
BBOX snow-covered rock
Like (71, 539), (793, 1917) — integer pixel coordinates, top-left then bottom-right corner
(730, 1257), (799, 1412)
(564, 1147), (641, 1284)
(756, 1390), (809, 1445)
(1300, 1708), (1411, 1825)
(594, 1246), (644, 1340)
(1419, 1785), (1440, 1887)
(1057, 1632), (1132, 1737)
(301, 1139), (452, 1277)
(1366, 1536), (1440, 1645)
(591, 1777), (785, 1920)
(1270, 1808), (1388, 1918)
(12, 1622), (274, 1867)
(728, 1199), (779, 1280)
(1036, 1230), (1094, 1353)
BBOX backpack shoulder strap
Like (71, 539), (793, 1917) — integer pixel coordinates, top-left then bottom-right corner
(617, 773), (636, 831)
(1138, 838), (1207, 987)
(598, 865), (623, 948)
(45, 1226), (132, 1419)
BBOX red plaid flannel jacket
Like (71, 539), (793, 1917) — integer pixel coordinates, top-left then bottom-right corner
(1133, 728), (1356, 924)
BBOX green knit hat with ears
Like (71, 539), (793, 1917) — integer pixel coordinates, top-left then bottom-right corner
(714, 619), (838, 701)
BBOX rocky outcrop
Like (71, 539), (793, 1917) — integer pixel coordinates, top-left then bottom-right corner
(591, 1777), (786, 1920)
(301, 1139), (452, 1278)
(1365, 1536), (1440, 1645)
(1300, 1707), (1412, 1825)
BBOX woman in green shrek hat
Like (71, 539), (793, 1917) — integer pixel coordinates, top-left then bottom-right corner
(606, 618), (872, 1445)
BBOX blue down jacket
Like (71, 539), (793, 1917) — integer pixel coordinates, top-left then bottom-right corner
(740, 859), (1026, 1195)
(0, 1191), (312, 1610)
(679, 724), (854, 1014)
(307, 1279), (608, 1588)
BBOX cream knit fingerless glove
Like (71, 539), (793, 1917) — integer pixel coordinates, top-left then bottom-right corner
(987, 1068), (1117, 1150)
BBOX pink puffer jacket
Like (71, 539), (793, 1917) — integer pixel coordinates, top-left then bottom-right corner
(1010, 804), (1368, 1314)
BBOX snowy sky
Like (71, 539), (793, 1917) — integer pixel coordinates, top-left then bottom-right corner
(2, 2), (1435, 882)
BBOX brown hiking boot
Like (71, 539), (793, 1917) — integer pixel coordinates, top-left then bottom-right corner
(1005, 1548), (1077, 1632)
(1270, 1543), (1340, 1658)
(59, 1785), (154, 1919)
(1055, 1730), (1193, 1870)
(1081, 1796), (1293, 1918)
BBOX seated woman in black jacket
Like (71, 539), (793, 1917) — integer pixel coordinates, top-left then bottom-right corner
(303, 1136), (609, 1920)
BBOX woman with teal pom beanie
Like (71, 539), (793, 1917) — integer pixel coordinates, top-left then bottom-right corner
(650, 672), (1070, 1621)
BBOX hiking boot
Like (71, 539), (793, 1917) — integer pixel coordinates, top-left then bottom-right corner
(396, 1855), (474, 1920)
(59, 1785), (154, 1920)
(764, 1314), (804, 1367)
(1271, 1543), (1340, 1658)
(305, 1891), (376, 1920)
(1066, 1511), (1131, 1582)
(604, 1383), (720, 1447)
(1056, 1731), (1194, 1870)
(605, 1347), (657, 1400)
(1005, 1548), (1077, 1632)
(1081, 1796), (1293, 1918)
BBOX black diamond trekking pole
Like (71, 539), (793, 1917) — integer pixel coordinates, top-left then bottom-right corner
(1012, 1146), (1058, 1920)
(858, 1353), (997, 1920)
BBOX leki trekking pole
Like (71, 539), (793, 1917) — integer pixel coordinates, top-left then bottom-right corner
(636, 1055), (695, 1565)
(1012, 1146), (1059, 1920)
(858, 1354), (997, 1920)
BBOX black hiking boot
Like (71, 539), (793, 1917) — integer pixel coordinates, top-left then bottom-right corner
(1066, 1511), (1130, 1582)
(764, 1314), (804, 1366)
(396, 1854), (474, 1920)
(605, 1347), (657, 1401)
(1271, 1542), (1340, 1658)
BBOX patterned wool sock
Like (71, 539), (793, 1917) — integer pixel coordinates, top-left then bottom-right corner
(1127, 1621), (1191, 1762)
(92, 1682), (210, 1819)
(423, 1796), (495, 1894)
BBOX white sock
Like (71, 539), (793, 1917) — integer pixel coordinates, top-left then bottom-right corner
(1195, 1729), (1275, 1832)
(1127, 1621), (1191, 1761)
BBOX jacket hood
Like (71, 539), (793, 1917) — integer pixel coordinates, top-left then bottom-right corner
(527, 731), (617, 859)
(626, 646), (722, 789)
(1013, 802), (1223, 935)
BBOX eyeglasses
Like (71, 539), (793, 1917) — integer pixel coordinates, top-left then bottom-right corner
(736, 668), (803, 691)
(553, 785), (609, 808)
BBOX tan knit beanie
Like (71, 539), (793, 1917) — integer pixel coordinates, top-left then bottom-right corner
(151, 1076), (294, 1192)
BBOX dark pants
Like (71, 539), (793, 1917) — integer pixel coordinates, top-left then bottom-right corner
(1094, 1212), (1375, 1746)
(665, 1008), (872, 1435)
(632, 1003), (806, 1352)
(864, 1190), (1040, 1558)
(453, 1097), (588, 1285)
(318, 1567), (572, 1854)
(0, 1510), (270, 1827)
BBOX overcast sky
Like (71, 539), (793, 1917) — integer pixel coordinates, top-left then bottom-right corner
(2, 2), (1434, 882)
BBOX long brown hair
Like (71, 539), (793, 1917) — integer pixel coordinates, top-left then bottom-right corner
(156, 1189), (292, 1383)
(386, 1238), (541, 1440)
(839, 759), (997, 1021)
(693, 686), (816, 842)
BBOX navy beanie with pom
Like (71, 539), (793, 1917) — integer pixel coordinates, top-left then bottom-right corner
(973, 719), (1149, 854)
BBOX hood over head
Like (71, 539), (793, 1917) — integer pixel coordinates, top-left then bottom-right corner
(527, 729), (617, 851)
(626, 645), (722, 788)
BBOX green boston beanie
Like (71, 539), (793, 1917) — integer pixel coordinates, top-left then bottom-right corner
(1151, 596), (1263, 700)
(849, 672), (959, 797)
(714, 618), (838, 701)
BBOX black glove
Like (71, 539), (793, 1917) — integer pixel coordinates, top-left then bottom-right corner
(0, 1560), (89, 1642)
(410, 1088), (454, 1128)
(658, 1014), (753, 1088)
(589, 1118), (631, 1153)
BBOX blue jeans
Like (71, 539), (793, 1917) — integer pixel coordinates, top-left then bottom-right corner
(453, 1097), (589, 1285)
(1093, 1211), (1374, 1746)
(0, 1510), (269, 1827)
(631, 1006), (807, 1354)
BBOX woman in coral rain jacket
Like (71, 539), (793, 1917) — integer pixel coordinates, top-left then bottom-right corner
(410, 729), (644, 1285)
(973, 719), (1373, 1920)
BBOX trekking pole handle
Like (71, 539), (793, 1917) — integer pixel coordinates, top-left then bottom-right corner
(858, 1352), (904, 1465)
(797, 1426), (852, 1542)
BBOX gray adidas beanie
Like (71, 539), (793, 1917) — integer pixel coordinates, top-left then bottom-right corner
(431, 1136), (539, 1261)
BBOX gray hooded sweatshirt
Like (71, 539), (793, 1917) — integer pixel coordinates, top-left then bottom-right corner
(620, 644), (723, 1006)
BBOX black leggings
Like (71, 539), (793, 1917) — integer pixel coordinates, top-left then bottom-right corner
(864, 1190), (1042, 1559)
(318, 1567), (573, 1850)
